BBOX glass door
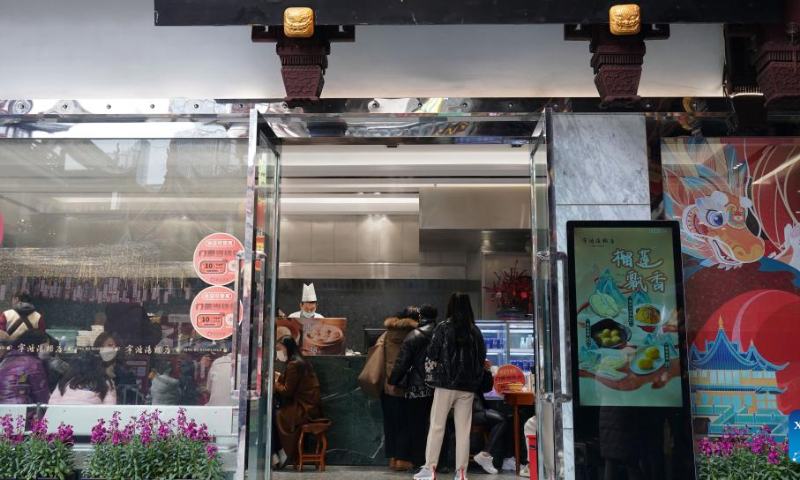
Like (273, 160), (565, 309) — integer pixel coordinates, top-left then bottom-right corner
(531, 107), (570, 480)
(234, 109), (281, 480)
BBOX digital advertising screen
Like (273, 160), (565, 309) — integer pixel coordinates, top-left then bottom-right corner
(567, 221), (689, 408)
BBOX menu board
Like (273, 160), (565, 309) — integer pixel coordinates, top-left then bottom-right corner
(567, 221), (686, 408)
(298, 318), (347, 356)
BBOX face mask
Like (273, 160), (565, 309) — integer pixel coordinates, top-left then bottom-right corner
(99, 347), (117, 362)
(38, 351), (50, 360)
(300, 310), (316, 318)
(277, 351), (288, 362)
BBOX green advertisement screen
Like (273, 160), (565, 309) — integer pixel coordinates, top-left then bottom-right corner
(568, 222), (686, 408)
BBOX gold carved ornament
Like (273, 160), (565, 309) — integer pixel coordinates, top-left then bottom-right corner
(284, 7), (314, 38)
(609, 4), (641, 36)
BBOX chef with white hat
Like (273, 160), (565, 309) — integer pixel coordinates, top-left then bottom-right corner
(289, 283), (324, 319)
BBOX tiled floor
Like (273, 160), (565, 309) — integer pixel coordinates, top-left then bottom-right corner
(273, 466), (524, 480)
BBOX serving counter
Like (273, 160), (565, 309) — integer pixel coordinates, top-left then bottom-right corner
(306, 355), (385, 466)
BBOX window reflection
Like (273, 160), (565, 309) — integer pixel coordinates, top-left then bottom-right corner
(0, 138), (246, 453)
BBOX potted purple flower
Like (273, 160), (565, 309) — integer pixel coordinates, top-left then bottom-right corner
(697, 425), (799, 480)
(0, 414), (24, 480)
(0, 415), (75, 480)
(83, 409), (223, 480)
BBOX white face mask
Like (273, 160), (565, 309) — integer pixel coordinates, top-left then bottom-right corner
(276, 350), (288, 362)
(300, 310), (316, 318)
(99, 347), (117, 362)
(38, 351), (50, 360)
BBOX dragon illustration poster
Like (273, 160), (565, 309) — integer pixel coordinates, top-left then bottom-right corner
(662, 138), (800, 439)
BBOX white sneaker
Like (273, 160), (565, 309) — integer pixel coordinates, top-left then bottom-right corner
(453, 467), (468, 480)
(414, 466), (436, 480)
(473, 452), (498, 474)
(518, 464), (530, 477)
(501, 457), (516, 472)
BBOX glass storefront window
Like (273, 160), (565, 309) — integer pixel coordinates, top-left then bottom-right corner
(0, 136), (249, 469)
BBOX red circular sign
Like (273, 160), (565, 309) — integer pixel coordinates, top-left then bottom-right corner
(190, 286), (242, 340)
(193, 233), (243, 286)
(493, 365), (526, 394)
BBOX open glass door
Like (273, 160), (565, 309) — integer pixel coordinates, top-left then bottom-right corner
(234, 109), (281, 480)
(531, 108), (570, 480)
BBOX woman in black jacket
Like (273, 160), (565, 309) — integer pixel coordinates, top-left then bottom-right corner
(414, 293), (486, 480)
(389, 304), (438, 468)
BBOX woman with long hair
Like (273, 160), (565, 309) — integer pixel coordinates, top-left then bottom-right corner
(93, 332), (138, 404)
(272, 335), (323, 469)
(414, 292), (486, 480)
(50, 351), (116, 405)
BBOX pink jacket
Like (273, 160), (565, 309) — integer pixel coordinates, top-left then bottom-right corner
(49, 384), (116, 405)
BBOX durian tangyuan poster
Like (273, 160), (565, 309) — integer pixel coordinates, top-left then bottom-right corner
(571, 224), (684, 407)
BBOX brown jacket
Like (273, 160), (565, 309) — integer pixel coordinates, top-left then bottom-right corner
(381, 317), (418, 397)
(275, 358), (323, 459)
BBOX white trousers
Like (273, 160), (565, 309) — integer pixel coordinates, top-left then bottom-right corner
(424, 387), (475, 472)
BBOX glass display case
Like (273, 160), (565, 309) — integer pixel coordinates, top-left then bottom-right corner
(477, 319), (534, 371)
(477, 320), (509, 367)
(508, 320), (535, 371)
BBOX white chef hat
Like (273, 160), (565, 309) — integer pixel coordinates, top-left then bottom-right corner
(302, 283), (318, 303)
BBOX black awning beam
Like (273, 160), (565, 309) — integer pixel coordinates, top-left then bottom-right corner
(154, 0), (781, 27)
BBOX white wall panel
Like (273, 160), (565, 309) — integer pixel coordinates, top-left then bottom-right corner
(0, 0), (724, 99)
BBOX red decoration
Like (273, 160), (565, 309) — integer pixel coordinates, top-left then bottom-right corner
(484, 262), (533, 311)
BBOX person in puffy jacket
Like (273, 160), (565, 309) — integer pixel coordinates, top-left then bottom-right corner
(0, 330), (51, 404)
(380, 308), (419, 471)
(389, 304), (438, 468)
(414, 292), (486, 480)
(49, 351), (116, 405)
(0, 291), (46, 341)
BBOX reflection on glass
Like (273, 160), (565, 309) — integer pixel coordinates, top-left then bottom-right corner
(0, 138), (248, 470)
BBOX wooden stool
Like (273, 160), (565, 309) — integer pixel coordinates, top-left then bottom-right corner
(295, 419), (331, 472)
(469, 425), (491, 462)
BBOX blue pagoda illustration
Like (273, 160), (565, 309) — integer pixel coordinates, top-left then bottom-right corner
(688, 317), (789, 440)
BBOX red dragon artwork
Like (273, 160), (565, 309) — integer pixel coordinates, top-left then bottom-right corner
(662, 138), (800, 430)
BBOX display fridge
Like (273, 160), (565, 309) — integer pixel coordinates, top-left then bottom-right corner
(476, 320), (509, 367)
(476, 319), (534, 372)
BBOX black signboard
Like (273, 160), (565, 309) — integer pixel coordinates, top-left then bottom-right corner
(567, 220), (695, 479)
(154, 0), (780, 27)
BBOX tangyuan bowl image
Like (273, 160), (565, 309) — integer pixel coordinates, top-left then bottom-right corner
(589, 318), (632, 349)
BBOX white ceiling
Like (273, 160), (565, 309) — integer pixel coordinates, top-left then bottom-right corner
(0, 0), (724, 99)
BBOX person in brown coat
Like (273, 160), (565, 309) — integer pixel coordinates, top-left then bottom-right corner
(272, 335), (323, 469)
(379, 307), (419, 471)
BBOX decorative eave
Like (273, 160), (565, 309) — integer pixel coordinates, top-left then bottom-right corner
(689, 317), (787, 372)
(565, 22), (669, 106)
